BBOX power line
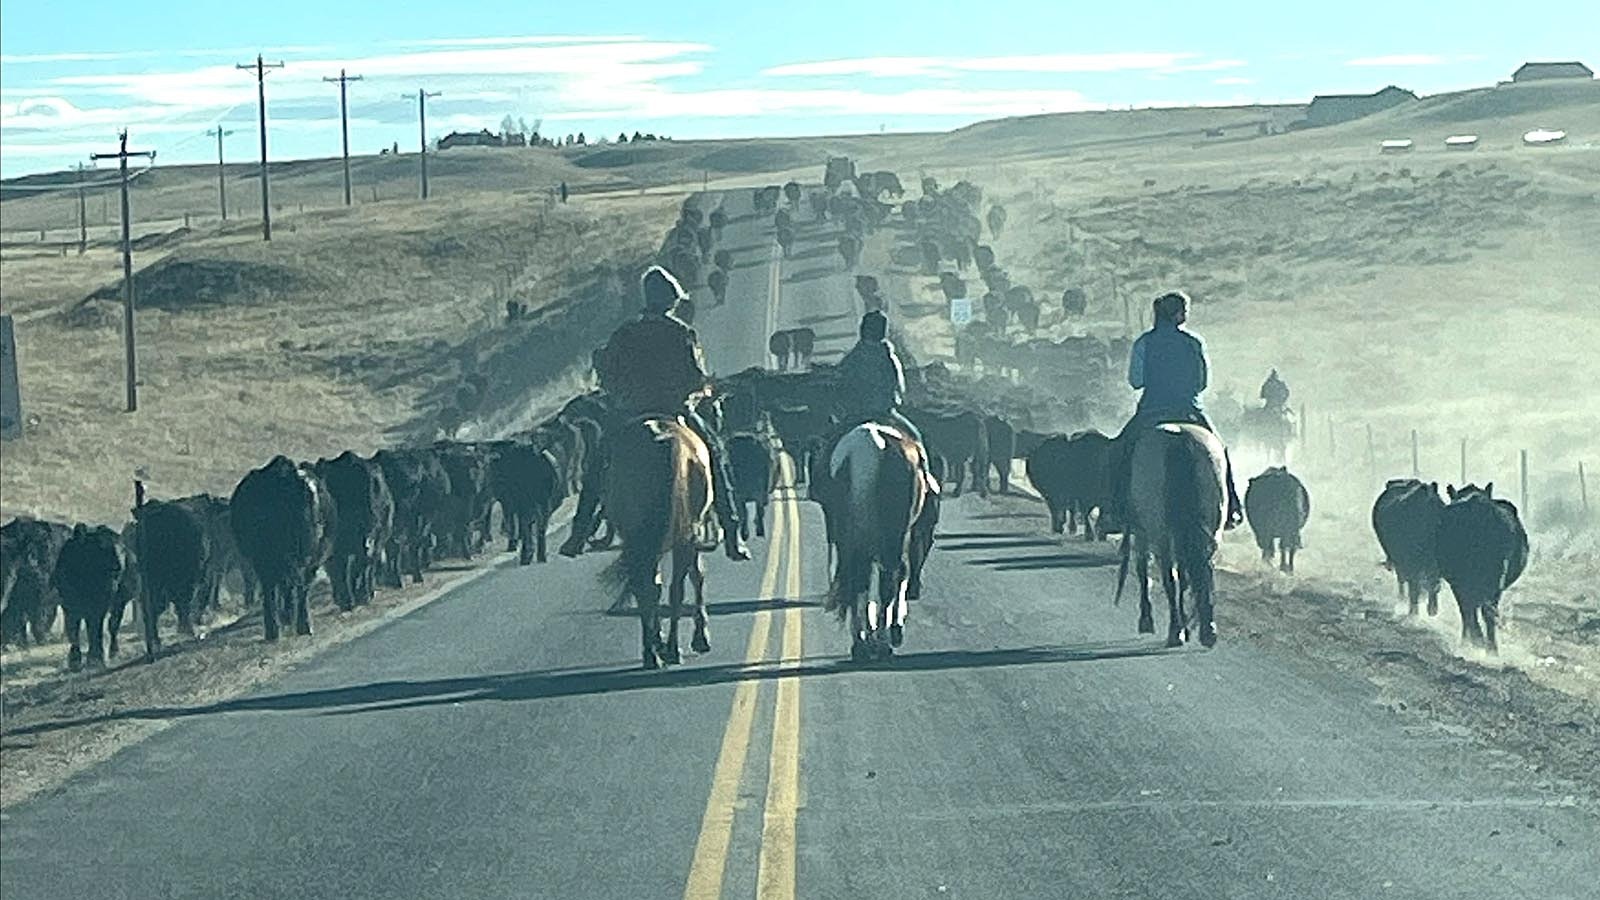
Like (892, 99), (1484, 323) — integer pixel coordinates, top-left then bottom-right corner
(89, 131), (157, 413)
(237, 54), (285, 240)
(323, 69), (363, 206)
(403, 88), (441, 200)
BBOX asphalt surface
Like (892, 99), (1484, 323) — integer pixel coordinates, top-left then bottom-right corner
(3, 190), (1597, 900)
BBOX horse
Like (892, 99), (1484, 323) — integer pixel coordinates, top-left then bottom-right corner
(1237, 405), (1296, 464)
(1115, 423), (1228, 648)
(603, 415), (714, 669)
(824, 423), (928, 662)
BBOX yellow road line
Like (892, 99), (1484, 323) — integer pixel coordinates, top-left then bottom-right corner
(757, 458), (804, 900)
(682, 471), (787, 900)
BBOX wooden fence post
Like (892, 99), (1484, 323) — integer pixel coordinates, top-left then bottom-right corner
(1410, 429), (1419, 477)
(1299, 404), (1307, 443)
(1459, 438), (1467, 485)
(1520, 449), (1528, 515)
(1328, 416), (1336, 457)
(1580, 461), (1589, 513)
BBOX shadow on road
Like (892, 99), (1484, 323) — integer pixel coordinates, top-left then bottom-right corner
(783, 266), (833, 283)
(1, 640), (1170, 739)
(601, 597), (823, 618)
(961, 552), (1114, 572)
(936, 538), (1062, 552)
(795, 312), (853, 327)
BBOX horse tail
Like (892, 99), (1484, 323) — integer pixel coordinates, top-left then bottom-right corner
(600, 427), (675, 594)
(1165, 430), (1209, 580)
(826, 454), (856, 621)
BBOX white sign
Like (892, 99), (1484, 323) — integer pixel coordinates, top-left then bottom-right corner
(949, 297), (973, 327)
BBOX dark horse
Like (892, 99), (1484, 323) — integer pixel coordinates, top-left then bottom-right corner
(603, 415), (714, 669)
(1116, 423), (1228, 648)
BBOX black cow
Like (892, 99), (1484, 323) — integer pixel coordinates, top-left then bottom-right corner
(708, 268), (729, 304)
(1437, 483), (1529, 654)
(1026, 431), (1117, 539)
(1, 517), (71, 647)
(1243, 467), (1311, 573)
(315, 451), (395, 609)
(982, 415), (1018, 493)
(51, 524), (137, 671)
(728, 433), (774, 540)
(432, 442), (493, 558)
(132, 494), (214, 661)
(1371, 478), (1445, 616)
(489, 441), (563, 565)
(230, 456), (337, 641)
(371, 447), (451, 585)
(908, 407), (989, 497)
(789, 328), (816, 368)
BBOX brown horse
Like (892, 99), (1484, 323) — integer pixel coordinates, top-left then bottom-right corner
(603, 415), (714, 669)
(1115, 423), (1227, 648)
(825, 423), (928, 662)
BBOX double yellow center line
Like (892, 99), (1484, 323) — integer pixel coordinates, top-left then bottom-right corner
(684, 458), (805, 900)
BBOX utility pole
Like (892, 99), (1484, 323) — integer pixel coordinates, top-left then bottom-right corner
(237, 54), (285, 240)
(404, 88), (441, 199)
(207, 127), (235, 220)
(73, 162), (89, 254)
(90, 132), (156, 413)
(323, 69), (363, 205)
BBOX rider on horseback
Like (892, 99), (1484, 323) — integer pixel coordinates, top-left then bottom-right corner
(559, 265), (751, 561)
(1111, 291), (1243, 528)
(1260, 368), (1290, 413)
(834, 311), (939, 493)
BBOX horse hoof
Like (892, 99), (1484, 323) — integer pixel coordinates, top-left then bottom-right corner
(661, 645), (682, 666)
(889, 624), (904, 647)
(1166, 632), (1185, 648)
(67, 649), (83, 672)
(642, 650), (661, 670)
(1137, 617), (1155, 635)
(850, 641), (871, 663)
(1199, 622), (1218, 648)
(874, 642), (894, 661)
(691, 632), (711, 654)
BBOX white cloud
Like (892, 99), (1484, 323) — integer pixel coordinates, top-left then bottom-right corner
(1213, 76), (1253, 85)
(763, 52), (1198, 78)
(1166, 58), (1247, 73)
(1346, 54), (1452, 67)
(548, 87), (1100, 121)
(1, 50), (165, 64)
(386, 35), (647, 49)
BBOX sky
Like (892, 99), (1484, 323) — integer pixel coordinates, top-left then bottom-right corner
(1, 0), (1594, 177)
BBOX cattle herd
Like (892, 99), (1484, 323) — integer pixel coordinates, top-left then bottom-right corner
(1, 166), (1536, 679)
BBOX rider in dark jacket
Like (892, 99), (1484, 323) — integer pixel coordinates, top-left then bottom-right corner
(559, 266), (750, 561)
(1112, 291), (1242, 527)
(1260, 368), (1290, 413)
(834, 311), (937, 490)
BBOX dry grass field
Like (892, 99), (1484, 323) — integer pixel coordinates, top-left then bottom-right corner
(1, 189), (679, 524)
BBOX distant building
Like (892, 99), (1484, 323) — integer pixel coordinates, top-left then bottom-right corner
(1304, 85), (1418, 127)
(438, 129), (502, 150)
(1511, 61), (1594, 82)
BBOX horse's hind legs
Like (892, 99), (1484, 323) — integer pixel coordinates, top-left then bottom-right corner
(1136, 551), (1155, 635)
(637, 581), (663, 670)
(688, 551), (710, 654)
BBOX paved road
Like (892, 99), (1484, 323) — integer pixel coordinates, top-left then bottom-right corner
(3, 189), (1597, 900)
